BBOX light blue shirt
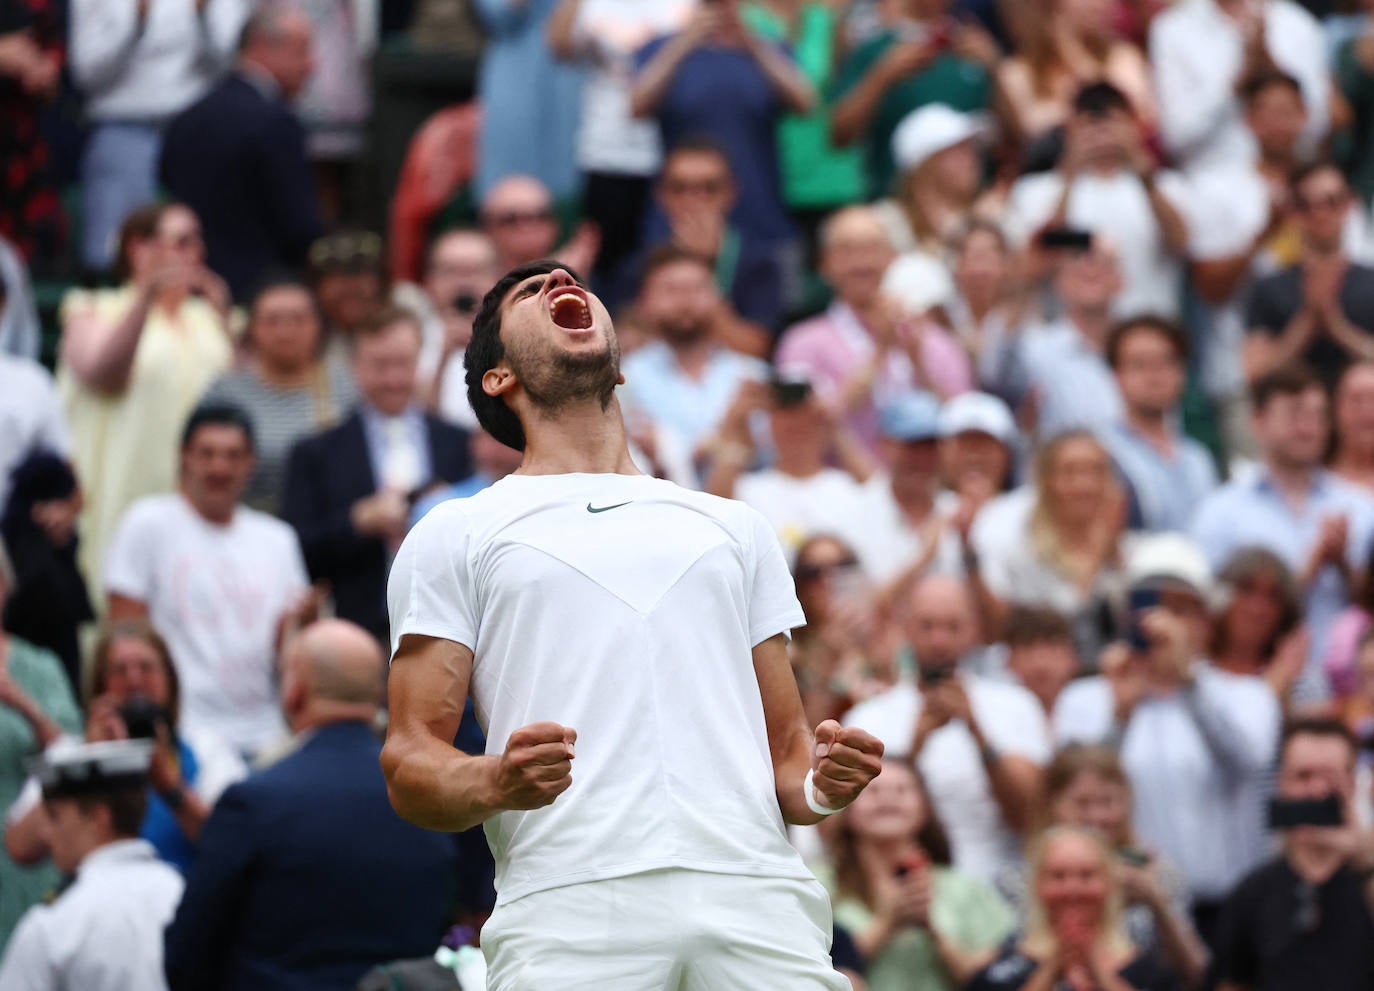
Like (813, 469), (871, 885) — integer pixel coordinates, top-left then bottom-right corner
(620, 342), (768, 451)
(1017, 320), (1123, 439)
(1191, 469), (1374, 702)
(1105, 422), (1219, 533)
(358, 403), (431, 492)
(408, 473), (496, 529)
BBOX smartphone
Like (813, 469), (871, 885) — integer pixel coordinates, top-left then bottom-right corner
(1037, 227), (1094, 252)
(769, 378), (812, 408)
(1268, 795), (1345, 830)
(118, 696), (166, 741)
(1126, 587), (1161, 653)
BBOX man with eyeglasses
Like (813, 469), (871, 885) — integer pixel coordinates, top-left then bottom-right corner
(1246, 162), (1374, 390)
(1213, 718), (1374, 991)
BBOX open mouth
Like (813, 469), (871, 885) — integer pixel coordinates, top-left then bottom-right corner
(548, 288), (593, 331)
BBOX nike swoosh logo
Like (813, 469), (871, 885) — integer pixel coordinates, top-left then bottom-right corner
(586, 501), (632, 514)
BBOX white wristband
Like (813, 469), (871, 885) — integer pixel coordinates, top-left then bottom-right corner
(804, 768), (844, 816)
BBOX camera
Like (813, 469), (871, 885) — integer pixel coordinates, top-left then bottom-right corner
(118, 696), (168, 741)
(453, 292), (479, 315)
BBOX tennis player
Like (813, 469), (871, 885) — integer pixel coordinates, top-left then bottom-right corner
(382, 262), (884, 989)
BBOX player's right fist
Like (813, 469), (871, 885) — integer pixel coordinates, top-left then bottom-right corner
(494, 722), (577, 811)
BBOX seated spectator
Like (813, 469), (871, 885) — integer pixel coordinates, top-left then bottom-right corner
(1055, 533), (1280, 941)
(978, 430), (1124, 661)
(6, 620), (246, 874)
(202, 281), (358, 516)
(1330, 361), (1374, 498)
(620, 247), (768, 458)
(0, 542), (82, 944)
(630, 0), (812, 254)
(1003, 607), (1080, 716)
(1150, 0), (1328, 174)
(826, 758), (1016, 991)
(104, 405), (316, 758)
(945, 220), (1027, 393)
(57, 202), (233, 587)
(160, 4), (323, 301)
(844, 574), (1050, 883)
(1245, 163), (1374, 391)
(283, 307), (471, 645)
(776, 205), (966, 452)
(164, 620), (458, 991)
(309, 229), (389, 359)
(409, 428), (525, 525)
(70, 0), (249, 272)
(1213, 548), (1308, 708)
(1, 454), (90, 689)
(967, 826), (1180, 991)
(790, 533), (896, 726)
(938, 390), (1017, 511)
(479, 174), (600, 278)
(1193, 366), (1374, 704)
(1004, 83), (1189, 321)
(995, 0), (1156, 165)
(1213, 719), (1374, 991)
(831, 0), (992, 199)
(1103, 316), (1219, 533)
(1005, 238), (1125, 439)
(0, 741), (183, 990)
(998, 744), (1208, 987)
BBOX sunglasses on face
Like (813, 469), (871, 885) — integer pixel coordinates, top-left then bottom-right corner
(486, 209), (556, 229)
(795, 558), (860, 583)
(309, 232), (383, 269)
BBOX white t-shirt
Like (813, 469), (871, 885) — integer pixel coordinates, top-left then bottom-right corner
(103, 494), (308, 755)
(388, 472), (812, 905)
(735, 467), (867, 562)
(1003, 169), (1190, 320)
(0, 352), (70, 510)
(839, 477), (964, 585)
(842, 674), (1051, 883)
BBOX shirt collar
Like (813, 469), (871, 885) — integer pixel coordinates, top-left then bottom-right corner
(78, 839), (159, 877)
(1253, 466), (1330, 497)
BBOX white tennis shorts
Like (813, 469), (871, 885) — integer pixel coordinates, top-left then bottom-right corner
(481, 868), (852, 990)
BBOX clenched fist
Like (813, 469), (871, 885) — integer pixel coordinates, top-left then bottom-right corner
(494, 722), (577, 811)
(811, 720), (884, 811)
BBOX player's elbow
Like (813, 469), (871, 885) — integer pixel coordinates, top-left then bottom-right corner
(379, 738), (429, 825)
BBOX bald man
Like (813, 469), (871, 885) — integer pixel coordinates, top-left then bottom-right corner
(841, 575), (1050, 884)
(165, 620), (457, 991)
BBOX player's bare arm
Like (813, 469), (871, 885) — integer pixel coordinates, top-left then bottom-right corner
(381, 633), (576, 832)
(752, 632), (885, 825)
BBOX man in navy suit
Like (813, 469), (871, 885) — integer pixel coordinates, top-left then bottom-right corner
(160, 6), (323, 301)
(164, 619), (458, 991)
(282, 306), (471, 645)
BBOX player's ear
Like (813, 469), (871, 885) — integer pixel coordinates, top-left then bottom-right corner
(483, 366), (516, 398)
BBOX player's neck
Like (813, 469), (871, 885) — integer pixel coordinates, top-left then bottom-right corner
(516, 396), (641, 476)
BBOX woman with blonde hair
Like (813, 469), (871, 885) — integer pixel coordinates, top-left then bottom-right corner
(968, 825), (1180, 990)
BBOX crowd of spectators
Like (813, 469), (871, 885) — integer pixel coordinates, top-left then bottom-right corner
(7, 0), (1374, 989)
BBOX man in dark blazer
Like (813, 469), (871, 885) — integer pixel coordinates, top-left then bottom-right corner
(164, 619), (458, 991)
(160, 6), (323, 301)
(282, 306), (470, 645)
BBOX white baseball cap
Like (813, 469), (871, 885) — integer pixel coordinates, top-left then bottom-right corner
(938, 392), (1016, 445)
(1124, 532), (1215, 603)
(891, 104), (986, 173)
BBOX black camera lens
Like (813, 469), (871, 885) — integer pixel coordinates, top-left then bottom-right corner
(454, 292), (479, 315)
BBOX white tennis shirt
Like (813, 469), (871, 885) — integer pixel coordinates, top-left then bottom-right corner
(389, 472), (813, 905)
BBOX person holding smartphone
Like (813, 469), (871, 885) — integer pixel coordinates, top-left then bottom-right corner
(1213, 718), (1374, 991)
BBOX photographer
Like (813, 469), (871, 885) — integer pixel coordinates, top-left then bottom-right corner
(5, 620), (246, 873)
(1214, 719), (1374, 991)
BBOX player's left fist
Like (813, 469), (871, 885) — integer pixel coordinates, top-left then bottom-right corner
(811, 720), (885, 811)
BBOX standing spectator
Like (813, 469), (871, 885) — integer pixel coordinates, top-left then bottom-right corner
(1002, 607), (1081, 716)
(473, 0), (583, 201)
(1331, 361), (1374, 496)
(1055, 533), (1281, 937)
(1213, 548), (1308, 706)
(160, 4), (323, 301)
(1003, 83), (1190, 320)
(938, 390), (1017, 507)
(1213, 719), (1374, 991)
(967, 826), (1181, 991)
(57, 202), (233, 590)
(843, 574), (1050, 883)
(1150, 0), (1329, 174)
(309, 230), (388, 355)
(1103, 316), (1219, 533)
(164, 620), (458, 991)
(201, 281), (358, 516)
(630, 0), (813, 255)
(1246, 163), (1374, 390)
(620, 247), (768, 456)
(1193, 366), (1374, 703)
(104, 405), (315, 758)
(70, 0), (250, 272)
(0, 741), (183, 991)
(0, 0), (63, 265)
(479, 175), (600, 277)
(282, 307), (471, 646)
(0, 542), (82, 945)
(826, 758), (1017, 991)
(547, 0), (695, 291)
(831, 0), (992, 199)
